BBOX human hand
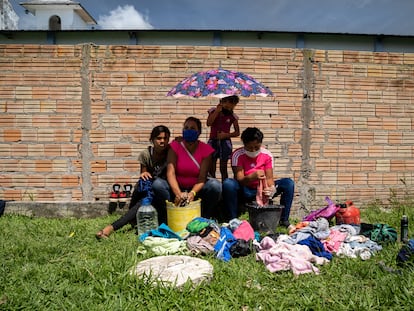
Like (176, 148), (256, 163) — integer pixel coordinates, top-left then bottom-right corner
(140, 172), (152, 180)
(174, 191), (189, 206)
(263, 185), (276, 197)
(187, 190), (196, 203)
(174, 136), (183, 142)
(254, 170), (265, 180)
(216, 103), (223, 112)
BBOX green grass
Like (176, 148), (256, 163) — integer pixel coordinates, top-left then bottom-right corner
(1, 200), (413, 311)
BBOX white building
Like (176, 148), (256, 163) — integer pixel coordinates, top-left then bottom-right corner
(20, 0), (97, 30)
(0, 0), (412, 52)
(0, 0), (19, 30)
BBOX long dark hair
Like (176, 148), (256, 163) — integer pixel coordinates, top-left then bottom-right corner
(150, 125), (171, 141)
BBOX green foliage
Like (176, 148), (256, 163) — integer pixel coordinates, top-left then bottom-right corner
(1, 204), (413, 310)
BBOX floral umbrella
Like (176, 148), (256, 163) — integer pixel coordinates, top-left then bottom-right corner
(166, 68), (273, 98)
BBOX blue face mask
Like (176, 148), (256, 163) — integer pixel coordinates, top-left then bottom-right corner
(182, 129), (199, 142)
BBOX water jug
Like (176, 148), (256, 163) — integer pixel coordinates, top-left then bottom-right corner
(335, 200), (360, 226)
(136, 197), (159, 236)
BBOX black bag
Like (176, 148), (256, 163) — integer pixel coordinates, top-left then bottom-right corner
(396, 239), (414, 268)
(360, 223), (397, 244)
(230, 239), (252, 258)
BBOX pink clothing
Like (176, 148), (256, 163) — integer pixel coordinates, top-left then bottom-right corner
(322, 229), (348, 253)
(256, 179), (270, 206)
(256, 236), (329, 275)
(232, 220), (255, 241)
(170, 140), (214, 189)
(208, 107), (238, 139)
(231, 147), (273, 189)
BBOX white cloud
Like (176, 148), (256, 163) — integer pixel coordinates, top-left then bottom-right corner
(97, 5), (153, 29)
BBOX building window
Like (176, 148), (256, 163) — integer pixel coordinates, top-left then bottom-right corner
(49, 15), (61, 31)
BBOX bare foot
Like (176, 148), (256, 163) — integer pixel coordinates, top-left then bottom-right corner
(96, 225), (114, 239)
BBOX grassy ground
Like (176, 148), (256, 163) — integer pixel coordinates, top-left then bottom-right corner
(1, 200), (413, 311)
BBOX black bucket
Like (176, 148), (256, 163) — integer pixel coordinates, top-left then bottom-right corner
(247, 202), (284, 233)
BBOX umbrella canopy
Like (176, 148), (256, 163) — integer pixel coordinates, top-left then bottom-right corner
(167, 68), (273, 98)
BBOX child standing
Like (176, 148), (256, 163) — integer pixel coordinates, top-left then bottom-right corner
(207, 95), (240, 180)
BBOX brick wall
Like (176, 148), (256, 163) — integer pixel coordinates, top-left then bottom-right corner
(0, 44), (413, 216)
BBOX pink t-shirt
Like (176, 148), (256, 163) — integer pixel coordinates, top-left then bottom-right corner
(231, 147), (273, 189)
(170, 140), (214, 189)
(208, 107), (239, 139)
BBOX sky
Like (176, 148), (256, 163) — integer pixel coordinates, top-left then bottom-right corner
(9, 0), (414, 36)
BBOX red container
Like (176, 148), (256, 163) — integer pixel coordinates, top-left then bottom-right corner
(335, 200), (360, 225)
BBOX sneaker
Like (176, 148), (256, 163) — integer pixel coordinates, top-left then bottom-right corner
(112, 183), (121, 193)
(124, 184), (133, 198)
(118, 191), (127, 209)
(109, 183), (121, 203)
(108, 183), (121, 213)
(108, 192), (119, 214)
(109, 191), (119, 202)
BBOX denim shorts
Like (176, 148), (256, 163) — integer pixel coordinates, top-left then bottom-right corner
(208, 139), (232, 160)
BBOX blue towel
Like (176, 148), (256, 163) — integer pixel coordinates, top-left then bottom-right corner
(214, 227), (237, 262)
(298, 236), (333, 260)
(139, 223), (182, 242)
(136, 179), (154, 201)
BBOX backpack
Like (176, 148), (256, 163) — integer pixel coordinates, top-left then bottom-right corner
(303, 196), (339, 221)
(360, 223), (398, 244)
(186, 217), (217, 234)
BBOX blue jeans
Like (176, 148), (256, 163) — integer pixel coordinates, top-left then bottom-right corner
(152, 177), (222, 222)
(222, 177), (295, 222)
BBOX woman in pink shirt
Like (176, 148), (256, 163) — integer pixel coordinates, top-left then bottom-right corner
(157, 117), (222, 219)
(222, 127), (295, 228)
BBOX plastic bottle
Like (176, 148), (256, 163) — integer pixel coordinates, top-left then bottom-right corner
(401, 215), (409, 243)
(136, 197), (159, 236)
(335, 200), (360, 226)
